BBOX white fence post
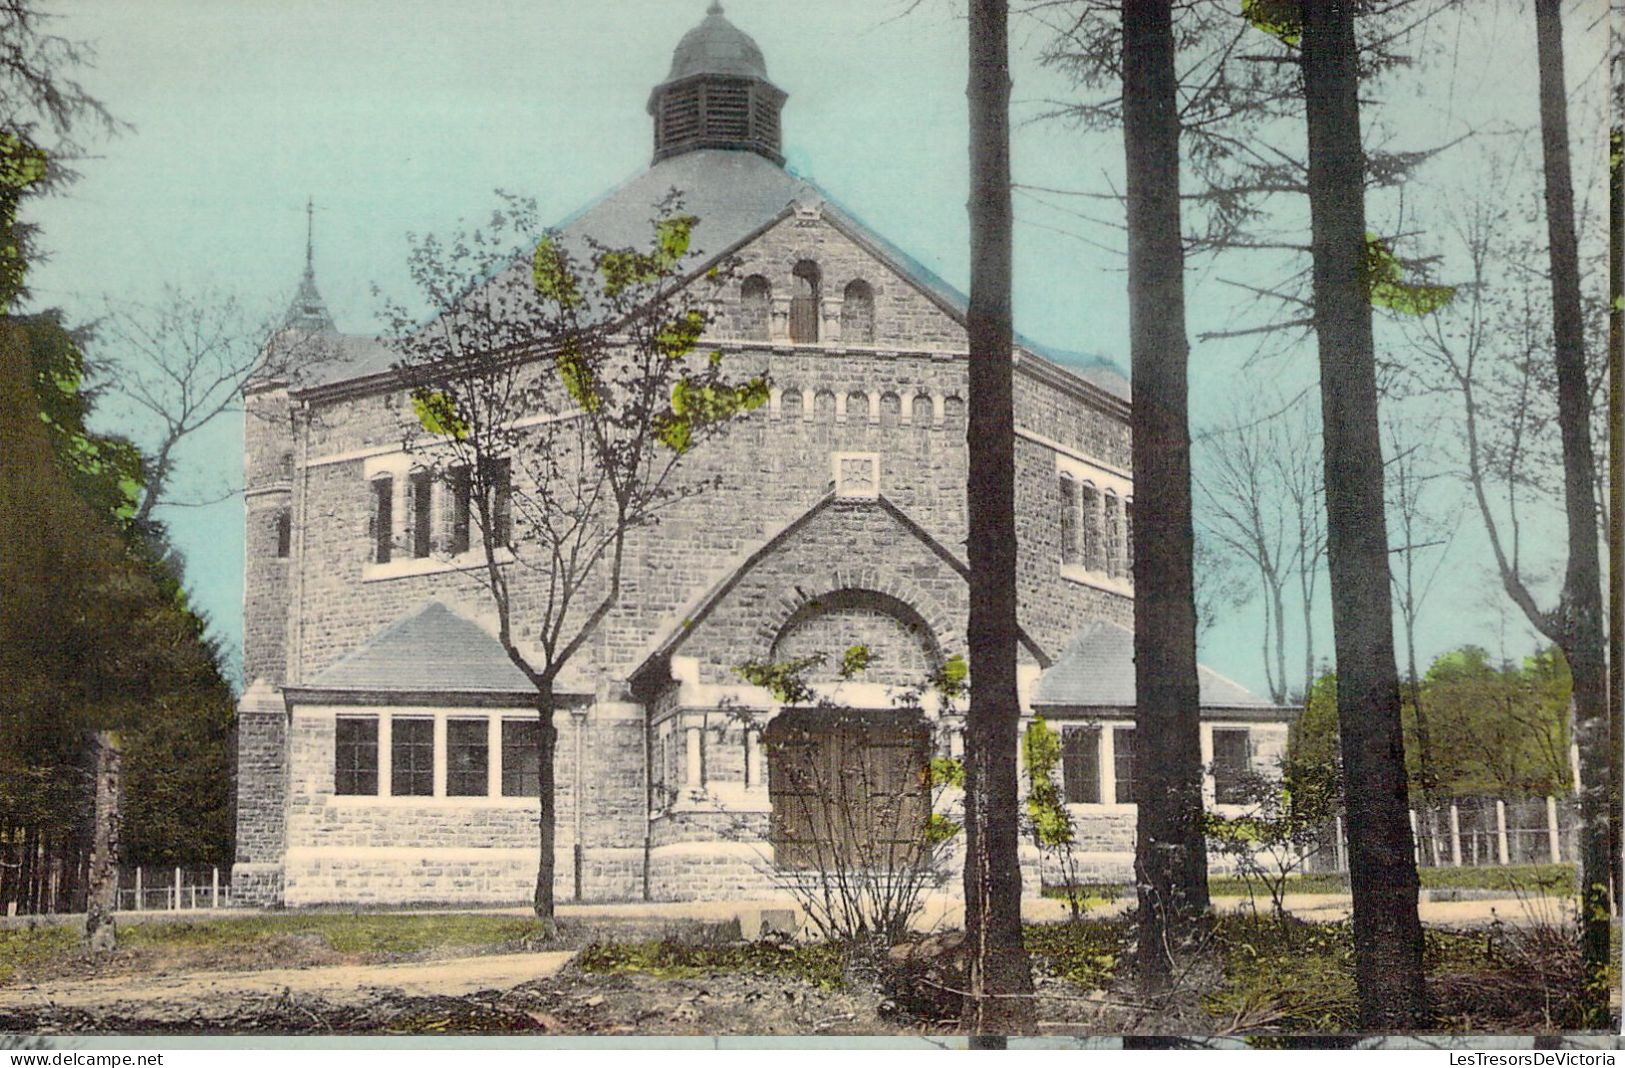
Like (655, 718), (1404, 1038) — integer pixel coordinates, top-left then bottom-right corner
(211, 867), (220, 909)
(1495, 799), (1510, 865)
(134, 866), (143, 911)
(1546, 795), (1561, 864)
(1333, 815), (1347, 872)
(173, 866), (181, 910)
(1449, 803), (1462, 867)
(1409, 809), (1421, 865)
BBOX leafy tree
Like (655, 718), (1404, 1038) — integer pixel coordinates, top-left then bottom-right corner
(385, 194), (764, 924)
(1020, 717), (1085, 919)
(962, 0), (1036, 1037)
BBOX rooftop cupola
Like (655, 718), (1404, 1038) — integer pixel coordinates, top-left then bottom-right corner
(648, 2), (786, 166)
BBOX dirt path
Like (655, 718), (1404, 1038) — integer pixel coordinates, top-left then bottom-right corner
(0, 949), (576, 1015)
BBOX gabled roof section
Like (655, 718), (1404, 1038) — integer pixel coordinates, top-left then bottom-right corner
(629, 492), (1049, 690)
(1033, 620), (1280, 711)
(293, 150), (1128, 400)
(302, 601), (535, 695)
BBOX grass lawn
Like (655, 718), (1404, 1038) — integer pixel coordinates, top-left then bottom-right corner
(1045, 864), (1576, 903)
(0, 913), (553, 986)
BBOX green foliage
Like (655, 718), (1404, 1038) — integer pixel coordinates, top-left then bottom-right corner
(924, 812), (962, 845)
(931, 653), (968, 702)
(409, 387), (469, 441)
(1021, 717), (1074, 849)
(1241, 0), (1301, 45)
(732, 655), (823, 705)
(655, 374), (769, 454)
(1303, 647), (1575, 801)
(1023, 921), (1128, 989)
(928, 756), (965, 790)
(18, 312), (146, 540)
(1206, 917), (1359, 1033)
(1, 314), (236, 870)
(1363, 233), (1456, 316)
(577, 937), (846, 990)
(530, 235), (579, 309)
(837, 644), (873, 680)
(0, 132), (48, 313)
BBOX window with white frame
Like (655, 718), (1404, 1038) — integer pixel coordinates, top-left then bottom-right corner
(331, 711), (542, 800)
(1056, 458), (1133, 586)
(364, 457), (509, 566)
(1211, 727), (1252, 804)
(335, 716), (379, 795)
(391, 717), (434, 796)
(1061, 725), (1100, 804)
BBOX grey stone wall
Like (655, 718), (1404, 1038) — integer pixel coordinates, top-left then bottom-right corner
(245, 208), (1137, 906)
(230, 681), (287, 905)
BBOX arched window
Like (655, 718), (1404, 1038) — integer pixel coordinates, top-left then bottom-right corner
(840, 280), (874, 343)
(846, 390), (871, 424)
(1079, 482), (1102, 571)
(814, 390), (837, 422)
(942, 395), (966, 429)
(274, 507), (292, 559)
(879, 391), (901, 428)
(1058, 475), (1078, 566)
(911, 393), (933, 427)
(740, 275), (771, 341)
(790, 261), (820, 343)
(780, 387), (803, 421)
(1103, 491), (1122, 579)
(1124, 499), (1134, 581)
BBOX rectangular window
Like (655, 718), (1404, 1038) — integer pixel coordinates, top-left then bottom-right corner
(448, 465), (472, 554)
(1061, 725), (1100, 804)
(334, 716), (379, 796)
(371, 476), (393, 564)
(1212, 728), (1252, 804)
(480, 457), (512, 548)
(446, 718), (489, 796)
(501, 719), (542, 796)
(1113, 726), (1138, 804)
(390, 717), (434, 796)
(409, 470), (432, 558)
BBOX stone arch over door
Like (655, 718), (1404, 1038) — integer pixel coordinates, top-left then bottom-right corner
(758, 575), (956, 687)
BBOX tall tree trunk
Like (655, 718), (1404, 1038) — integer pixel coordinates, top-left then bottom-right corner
(1533, 0), (1611, 1014)
(533, 690), (559, 926)
(1607, 122), (1621, 914)
(1299, 0), (1426, 1029)
(962, 0), (1035, 1035)
(1121, 0), (1209, 995)
(84, 732), (120, 952)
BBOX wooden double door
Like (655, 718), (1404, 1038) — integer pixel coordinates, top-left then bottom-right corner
(764, 708), (932, 870)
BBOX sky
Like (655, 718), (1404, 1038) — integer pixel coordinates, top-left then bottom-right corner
(18, 0), (1615, 697)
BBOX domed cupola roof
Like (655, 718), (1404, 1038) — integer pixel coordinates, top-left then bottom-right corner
(668, 2), (768, 81)
(648, 3), (786, 166)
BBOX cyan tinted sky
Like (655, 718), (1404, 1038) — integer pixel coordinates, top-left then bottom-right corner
(20, 1), (1611, 696)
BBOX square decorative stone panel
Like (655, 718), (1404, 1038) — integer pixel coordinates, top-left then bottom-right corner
(832, 452), (880, 499)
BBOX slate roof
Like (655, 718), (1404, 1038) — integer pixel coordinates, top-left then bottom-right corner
(303, 602), (535, 694)
(1032, 619), (1280, 711)
(292, 148), (1129, 399)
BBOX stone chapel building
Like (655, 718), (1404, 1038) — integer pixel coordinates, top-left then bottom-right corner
(232, 5), (1291, 907)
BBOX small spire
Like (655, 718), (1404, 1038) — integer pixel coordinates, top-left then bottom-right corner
(707, 1), (723, 14)
(304, 195), (315, 275)
(284, 194), (334, 333)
